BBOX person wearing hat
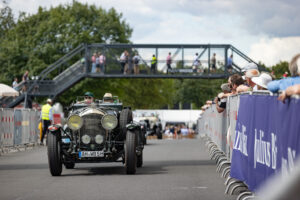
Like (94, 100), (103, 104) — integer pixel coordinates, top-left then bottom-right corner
(103, 93), (113, 103)
(241, 62), (258, 73)
(84, 91), (94, 104)
(251, 73), (273, 90)
(41, 98), (53, 145)
(237, 69), (260, 93)
(214, 83), (231, 113)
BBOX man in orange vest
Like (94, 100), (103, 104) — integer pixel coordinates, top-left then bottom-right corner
(40, 99), (53, 145)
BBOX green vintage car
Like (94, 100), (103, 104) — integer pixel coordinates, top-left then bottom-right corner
(47, 95), (144, 176)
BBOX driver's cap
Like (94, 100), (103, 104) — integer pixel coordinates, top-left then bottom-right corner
(103, 93), (112, 99)
(84, 91), (94, 97)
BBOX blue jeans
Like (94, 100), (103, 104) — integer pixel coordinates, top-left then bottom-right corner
(91, 63), (96, 73)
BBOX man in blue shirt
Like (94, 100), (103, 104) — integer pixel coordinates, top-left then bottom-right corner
(227, 55), (233, 73)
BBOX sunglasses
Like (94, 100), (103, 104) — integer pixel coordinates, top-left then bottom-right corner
(84, 96), (92, 99)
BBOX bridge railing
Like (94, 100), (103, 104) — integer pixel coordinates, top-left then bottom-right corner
(0, 108), (40, 152)
(85, 44), (247, 76)
(198, 91), (300, 194)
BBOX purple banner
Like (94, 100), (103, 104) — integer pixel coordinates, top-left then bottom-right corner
(230, 94), (300, 191)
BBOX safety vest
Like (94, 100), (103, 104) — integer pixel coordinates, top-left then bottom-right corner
(42, 104), (52, 120)
(151, 56), (157, 65)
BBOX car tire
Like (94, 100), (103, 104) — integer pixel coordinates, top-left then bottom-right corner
(120, 109), (133, 137)
(64, 163), (75, 169)
(47, 132), (62, 176)
(137, 151), (143, 168)
(125, 130), (136, 174)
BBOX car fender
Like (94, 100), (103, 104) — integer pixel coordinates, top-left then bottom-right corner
(126, 122), (140, 131)
(48, 124), (62, 134)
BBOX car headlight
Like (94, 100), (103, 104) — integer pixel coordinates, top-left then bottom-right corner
(81, 134), (91, 144)
(101, 114), (118, 130)
(95, 134), (104, 144)
(67, 115), (83, 131)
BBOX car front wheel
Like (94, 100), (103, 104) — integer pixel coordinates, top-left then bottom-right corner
(125, 130), (137, 174)
(47, 132), (62, 176)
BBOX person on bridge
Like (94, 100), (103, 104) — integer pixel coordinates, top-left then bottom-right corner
(41, 99), (53, 145)
(99, 52), (106, 74)
(91, 53), (97, 73)
(193, 53), (201, 73)
(151, 54), (157, 74)
(166, 52), (172, 74)
(211, 53), (216, 73)
(133, 53), (140, 75)
(226, 55), (233, 73)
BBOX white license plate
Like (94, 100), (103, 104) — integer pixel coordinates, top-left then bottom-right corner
(79, 151), (104, 158)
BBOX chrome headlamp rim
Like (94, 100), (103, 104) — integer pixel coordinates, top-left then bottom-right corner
(81, 134), (91, 144)
(101, 114), (118, 130)
(67, 114), (83, 131)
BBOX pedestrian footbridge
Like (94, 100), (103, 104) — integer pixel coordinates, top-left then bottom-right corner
(1, 44), (259, 108)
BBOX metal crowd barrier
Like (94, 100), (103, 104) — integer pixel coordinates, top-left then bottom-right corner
(197, 91), (293, 199)
(0, 108), (40, 152)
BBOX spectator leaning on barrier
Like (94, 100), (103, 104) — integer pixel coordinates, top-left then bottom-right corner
(267, 54), (300, 93)
(41, 99), (53, 145)
(237, 69), (260, 93)
(229, 74), (244, 94)
(252, 72), (273, 90)
(214, 83), (231, 113)
(278, 84), (300, 102)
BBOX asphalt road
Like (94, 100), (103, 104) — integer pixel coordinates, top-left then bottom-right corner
(0, 138), (236, 200)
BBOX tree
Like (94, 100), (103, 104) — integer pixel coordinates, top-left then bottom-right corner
(271, 61), (289, 79)
(174, 79), (226, 108)
(0, 1), (132, 84)
(0, 3), (15, 38)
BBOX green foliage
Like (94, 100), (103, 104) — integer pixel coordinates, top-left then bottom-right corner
(57, 78), (175, 109)
(174, 79), (226, 108)
(0, 1), (132, 84)
(271, 61), (289, 79)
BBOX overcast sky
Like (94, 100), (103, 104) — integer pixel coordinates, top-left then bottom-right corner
(2, 0), (300, 66)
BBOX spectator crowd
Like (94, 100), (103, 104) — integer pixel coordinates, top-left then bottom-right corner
(201, 53), (300, 113)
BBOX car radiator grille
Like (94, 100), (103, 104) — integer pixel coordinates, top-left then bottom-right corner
(79, 114), (106, 138)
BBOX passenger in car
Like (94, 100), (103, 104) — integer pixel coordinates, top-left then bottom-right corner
(103, 93), (114, 103)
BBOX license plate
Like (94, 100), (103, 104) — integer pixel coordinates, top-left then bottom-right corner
(79, 151), (104, 158)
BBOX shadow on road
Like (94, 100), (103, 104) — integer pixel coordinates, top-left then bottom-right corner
(61, 159), (214, 176)
(0, 163), (49, 170)
(62, 164), (168, 176)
